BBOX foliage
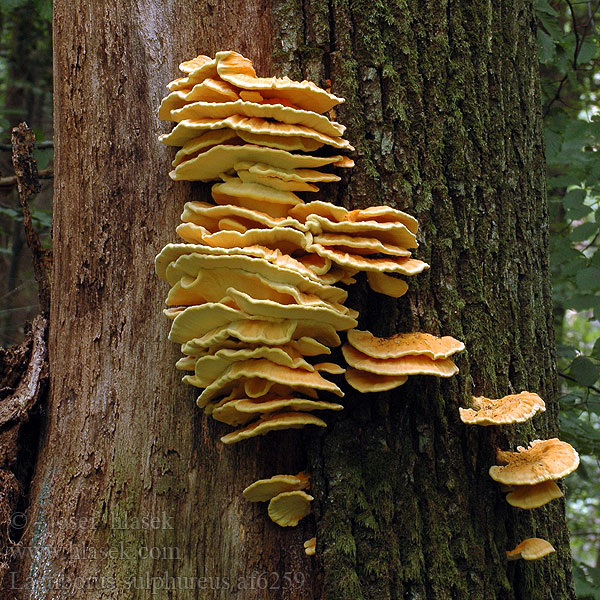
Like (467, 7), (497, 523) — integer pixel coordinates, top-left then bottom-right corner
(538, 0), (600, 596)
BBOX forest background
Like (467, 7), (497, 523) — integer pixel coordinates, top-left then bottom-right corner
(0, 0), (598, 596)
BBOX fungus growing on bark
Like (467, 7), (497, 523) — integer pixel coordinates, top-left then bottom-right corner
(197, 358), (344, 407)
(345, 368), (408, 393)
(459, 392), (546, 426)
(176, 220), (311, 252)
(188, 346), (314, 388)
(504, 480), (564, 509)
(342, 344), (459, 377)
(162, 114), (353, 151)
(506, 538), (555, 561)
(366, 271), (409, 298)
(306, 215), (419, 250)
(347, 330), (465, 360)
(212, 395), (343, 426)
(170, 144), (353, 182)
(489, 439), (580, 485)
(213, 50), (344, 113)
(267, 490), (314, 527)
(304, 537), (316, 556)
(343, 330), (463, 391)
(220, 412), (327, 444)
(163, 99), (345, 136)
(242, 472), (310, 502)
(181, 319), (340, 352)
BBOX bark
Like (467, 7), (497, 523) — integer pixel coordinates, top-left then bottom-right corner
(7, 0), (575, 599)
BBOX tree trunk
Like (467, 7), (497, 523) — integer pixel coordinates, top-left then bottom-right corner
(8, 0), (575, 599)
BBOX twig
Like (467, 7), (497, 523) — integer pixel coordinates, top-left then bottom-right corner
(559, 370), (600, 394)
(10, 123), (52, 315)
(0, 168), (53, 189)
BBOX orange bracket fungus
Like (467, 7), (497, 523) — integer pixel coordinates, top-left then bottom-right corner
(459, 392), (545, 426)
(343, 330), (464, 392)
(242, 472), (310, 502)
(268, 491), (314, 527)
(504, 480), (564, 510)
(304, 537), (316, 556)
(489, 438), (579, 486)
(506, 538), (556, 561)
(243, 473), (313, 527)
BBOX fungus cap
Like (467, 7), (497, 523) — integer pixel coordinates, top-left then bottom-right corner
(220, 412), (327, 444)
(164, 99), (344, 136)
(346, 206), (419, 234)
(162, 114), (353, 150)
(171, 130), (241, 167)
(176, 222), (311, 254)
(236, 162), (341, 184)
(347, 330), (465, 360)
(243, 472), (310, 502)
(289, 201), (349, 223)
(306, 215), (418, 249)
(227, 288), (357, 331)
(158, 79), (240, 120)
(489, 438), (580, 485)
(212, 396), (343, 426)
(506, 538), (555, 561)
(181, 200), (308, 231)
(193, 346), (314, 388)
(198, 359), (344, 406)
(505, 480), (563, 509)
(367, 271), (409, 297)
(313, 234), (412, 257)
(345, 368), (408, 392)
(164, 250), (347, 303)
(304, 537), (316, 556)
(267, 490), (314, 527)
(459, 392), (546, 426)
(215, 50), (344, 114)
(170, 145), (351, 182)
(309, 245), (428, 275)
(168, 303), (262, 344)
(156, 242), (339, 287)
(342, 344), (459, 378)
(237, 167), (320, 191)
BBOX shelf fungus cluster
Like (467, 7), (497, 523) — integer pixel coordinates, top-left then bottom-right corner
(156, 50), (434, 455)
(159, 50), (428, 298)
(242, 473), (313, 528)
(342, 329), (465, 392)
(460, 392), (579, 560)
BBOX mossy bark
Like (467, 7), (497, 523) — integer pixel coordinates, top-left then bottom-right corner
(8, 0), (574, 599)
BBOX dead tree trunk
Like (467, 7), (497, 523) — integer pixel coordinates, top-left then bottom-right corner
(8, 1), (575, 599)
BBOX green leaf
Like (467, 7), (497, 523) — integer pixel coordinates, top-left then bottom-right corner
(558, 344), (578, 359)
(592, 338), (600, 359)
(535, 0), (558, 16)
(563, 188), (586, 208)
(570, 356), (600, 387)
(576, 267), (600, 292)
(577, 40), (598, 66)
(570, 222), (598, 242)
(537, 30), (556, 63)
(567, 204), (593, 220)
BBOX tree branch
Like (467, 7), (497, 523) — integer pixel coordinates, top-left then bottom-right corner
(10, 123), (52, 315)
